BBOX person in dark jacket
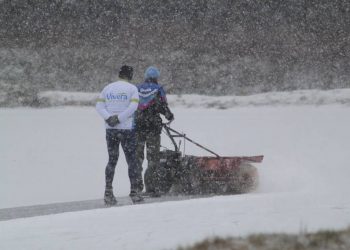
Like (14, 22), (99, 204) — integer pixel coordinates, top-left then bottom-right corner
(135, 66), (174, 196)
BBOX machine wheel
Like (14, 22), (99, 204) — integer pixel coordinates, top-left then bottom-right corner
(171, 156), (202, 194)
(144, 162), (174, 194)
(158, 162), (174, 193)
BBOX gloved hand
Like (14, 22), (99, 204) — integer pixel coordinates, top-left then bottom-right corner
(165, 112), (174, 122)
(106, 115), (119, 127)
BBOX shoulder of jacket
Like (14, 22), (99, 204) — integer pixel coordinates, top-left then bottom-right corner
(150, 82), (162, 89)
(130, 83), (138, 91)
(104, 81), (118, 88)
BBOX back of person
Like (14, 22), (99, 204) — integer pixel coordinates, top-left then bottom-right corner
(96, 65), (144, 205)
(136, 81), (169, 133)
(135, 66), (174, 197)
(98, 81), (139, 130)
(136, 66), (173, 133)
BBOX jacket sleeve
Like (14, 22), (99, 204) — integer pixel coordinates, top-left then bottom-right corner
(157, 86), (174, 120)
(117, 86), (139, 123)
(96, 89), (111, 120)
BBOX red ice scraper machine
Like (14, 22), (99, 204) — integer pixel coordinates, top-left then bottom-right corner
(144, 123), (264, 195)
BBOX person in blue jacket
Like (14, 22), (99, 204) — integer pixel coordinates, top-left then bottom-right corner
(135, 66), (174, 196)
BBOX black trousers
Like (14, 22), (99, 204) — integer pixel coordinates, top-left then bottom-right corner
(136, 130), (161, 192)
(105, 129), (143, 193)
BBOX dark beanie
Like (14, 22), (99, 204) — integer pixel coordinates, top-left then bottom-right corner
(119, 65), (133, 80)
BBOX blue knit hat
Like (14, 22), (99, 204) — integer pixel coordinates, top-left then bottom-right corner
(144, 66), (160, 80)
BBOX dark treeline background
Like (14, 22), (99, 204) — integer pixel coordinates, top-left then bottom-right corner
(0, 0), (349, 105)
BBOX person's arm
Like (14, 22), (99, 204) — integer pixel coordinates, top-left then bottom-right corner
(96, 89), (111, 120)
(117, 86), (139, 123)
(161, 102), (174, 121)
(157, 86), (174, 121)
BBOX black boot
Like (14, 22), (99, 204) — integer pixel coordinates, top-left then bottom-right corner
(129, 190), (144, 203)
(149, 190), (161, 197)
(104, 188), (117, 206)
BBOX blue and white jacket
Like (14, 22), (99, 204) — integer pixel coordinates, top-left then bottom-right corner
(136, 81), (173, 132)
(138, 82), (167, 110)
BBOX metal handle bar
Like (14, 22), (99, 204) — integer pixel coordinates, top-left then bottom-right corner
(162, 123), (221, 158)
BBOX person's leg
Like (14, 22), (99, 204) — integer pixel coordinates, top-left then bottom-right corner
(121, 130), (144, 202)
(134, 130), (146, 192)
(104, 130), (120, 205)
(105, 130), (121, 189)
(145, 131), (161, 196)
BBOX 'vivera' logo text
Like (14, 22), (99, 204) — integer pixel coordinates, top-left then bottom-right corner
(106, 92), (128, 101)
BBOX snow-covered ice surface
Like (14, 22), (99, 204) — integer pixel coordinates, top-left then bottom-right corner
(1, 89), (350, 250)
